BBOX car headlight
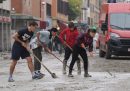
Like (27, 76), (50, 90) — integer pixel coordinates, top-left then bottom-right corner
(110, 33), (120, 38)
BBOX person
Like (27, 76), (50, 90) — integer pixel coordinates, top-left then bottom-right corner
(8, 21), (42, 82)
(59, 22), (81, 75)
(68, 28), (96, 77)
(30, 27), (58, 76)
(93, 32), (99, 53)
(53, 34), (63, 54)
(92, 26), (99, 53)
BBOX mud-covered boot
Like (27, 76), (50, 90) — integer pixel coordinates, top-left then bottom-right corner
(68, 73), (74, 77)
(77, 60), (81, 75)
(84, 70), (92, 77)
(63, 60), (67, 74)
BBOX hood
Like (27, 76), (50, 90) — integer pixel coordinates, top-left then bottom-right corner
(111, 29), (130, 38)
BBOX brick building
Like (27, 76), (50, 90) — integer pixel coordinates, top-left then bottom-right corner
(52, 0), (68, 27)
(11, 0), (42, 30)
(0, 0), (68, 51)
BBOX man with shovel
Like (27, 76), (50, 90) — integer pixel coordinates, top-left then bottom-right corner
(59, 22), (81, 75)
(30, 27), (58, 77)
(8, 21), (42, 82)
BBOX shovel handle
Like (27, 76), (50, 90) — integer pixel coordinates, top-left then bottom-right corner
(32, 53), (53, 74)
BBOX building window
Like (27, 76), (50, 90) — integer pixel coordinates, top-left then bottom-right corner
(87, 0), (90, 7)
(63, 2), (68, 15)
(57, 0), (68, 15)
(57, 0), (61, 13)
(46, 3), (51, 16)
(29, 0), (30, 6)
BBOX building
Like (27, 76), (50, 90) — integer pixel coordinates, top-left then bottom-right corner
(82, 0), (100, 27)
(0, 0), (11, 51)
(40, 0), (52, 29)
(89, 0), (100, 26)
(40, 0), (68, 29)
(11, 0), (68, 30)
(52, 0), (68, 27)
(103, 0), (126, 3)
(0, 0), (68, 51)
(11, 0), (42, 31)
(125, 0), (130, 2)
(81, 0), (88, 23)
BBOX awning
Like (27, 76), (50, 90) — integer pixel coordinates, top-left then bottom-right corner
(11, 14), (42, 21)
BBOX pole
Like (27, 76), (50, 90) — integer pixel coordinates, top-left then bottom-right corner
(1, 9), (4, 52)
(6, 22), (8, 51)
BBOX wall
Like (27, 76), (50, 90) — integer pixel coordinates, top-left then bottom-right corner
(32, 0), (40, 18)
(22, 0), (32, 15)
(11, 0), (23, 13)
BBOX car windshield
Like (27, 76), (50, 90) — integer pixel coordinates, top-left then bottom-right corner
(110, 13), (130, 30)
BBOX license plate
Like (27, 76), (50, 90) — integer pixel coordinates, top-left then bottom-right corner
(128, 48), (130, 52)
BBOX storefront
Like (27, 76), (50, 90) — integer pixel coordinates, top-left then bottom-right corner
(11, 14), (41, 31)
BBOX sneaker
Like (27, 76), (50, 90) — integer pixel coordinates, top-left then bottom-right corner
(37, 71), (45, 77)
(84, 74), (92, 77)
(32, 74), (43, 80)
(8, 77), (15, 82)
(68, 74), (74, 77)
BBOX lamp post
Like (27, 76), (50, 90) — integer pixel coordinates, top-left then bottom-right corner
(1, 1), (4, 52)
(11, 8), (16, 30)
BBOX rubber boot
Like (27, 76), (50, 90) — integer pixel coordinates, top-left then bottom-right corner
(68, 73), (74, 77)
(63, 60), (67, 74)
(77, 60), (81, 75)
(68, 68), (74, 77)
(84, 70), (92, 77)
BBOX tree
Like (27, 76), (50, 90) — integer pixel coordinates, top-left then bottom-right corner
(68, 0), (82, 21)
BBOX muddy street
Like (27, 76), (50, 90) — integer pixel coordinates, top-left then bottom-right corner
(0, 52), (130, 91)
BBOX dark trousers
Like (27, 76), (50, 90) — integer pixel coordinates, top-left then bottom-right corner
(69, 45), (88, 74)
(33, 46), (42, 71)
(64, 47), (72, 61)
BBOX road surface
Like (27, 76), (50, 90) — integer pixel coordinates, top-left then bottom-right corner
(0, 52), (130, 91)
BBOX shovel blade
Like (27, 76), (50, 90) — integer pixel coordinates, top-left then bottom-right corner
(51, 73), (57, 78)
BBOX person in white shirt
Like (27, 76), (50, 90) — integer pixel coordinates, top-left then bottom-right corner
(93, 32), (99, 53)
(30, 28), (58, 76)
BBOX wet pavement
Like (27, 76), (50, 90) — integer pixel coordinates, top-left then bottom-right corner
(0, 52), (130, 91)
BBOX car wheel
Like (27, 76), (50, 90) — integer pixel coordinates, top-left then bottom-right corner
(99, 48), (105, 57)
(105, 45), (111, 59)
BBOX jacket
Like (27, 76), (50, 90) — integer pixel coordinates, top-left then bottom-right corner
(59, 28), (79, 47)
(76, 33), (93, 52)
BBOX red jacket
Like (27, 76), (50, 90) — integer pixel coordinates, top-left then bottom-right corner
(59, 28), (79, 47)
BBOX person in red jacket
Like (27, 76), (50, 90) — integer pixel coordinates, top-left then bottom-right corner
(59, 22), (81, 74)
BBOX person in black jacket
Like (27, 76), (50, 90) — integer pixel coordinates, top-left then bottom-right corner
(68, 28), (96, 77)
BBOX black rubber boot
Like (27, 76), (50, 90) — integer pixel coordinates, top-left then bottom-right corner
(77, 60), (81, 75)
(63, 60), (67, 74)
